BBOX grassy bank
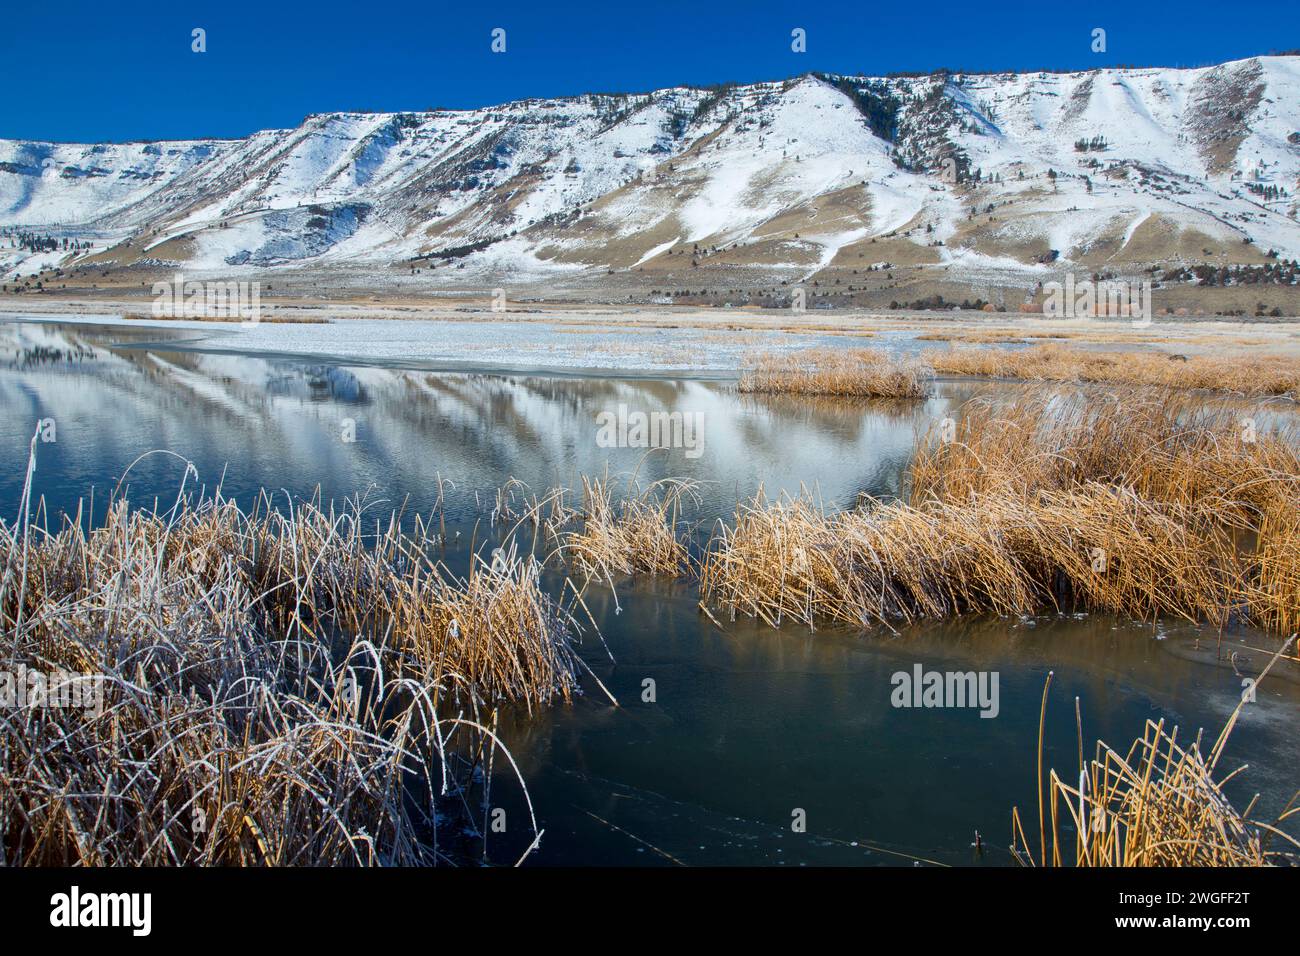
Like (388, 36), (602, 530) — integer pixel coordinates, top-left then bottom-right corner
(924, 343), (1300, 398)
(738, 343), (1300, 399)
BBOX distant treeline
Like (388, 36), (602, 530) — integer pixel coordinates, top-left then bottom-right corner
(1, 229), (91, 254)
(1162, 259), (1299, 287)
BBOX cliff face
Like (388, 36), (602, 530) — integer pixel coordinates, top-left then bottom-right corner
(3, 56), (1298, 287)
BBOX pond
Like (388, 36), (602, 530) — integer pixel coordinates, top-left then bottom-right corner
(2, 317), (1296, 866)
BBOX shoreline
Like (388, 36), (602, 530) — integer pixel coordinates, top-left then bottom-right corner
(3, 299), (1299, 380)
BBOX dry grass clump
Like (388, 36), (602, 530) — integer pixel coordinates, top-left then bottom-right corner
(699, 489), (1035, 629)
(706, 373), (1300, 638)
(1013, 649), (1299, 866)
(910, 387), (1300, 516)
(702, 386), (1298, 633)
(380, 538), (584, 712)
(915, 330), (1030, 344)
(925, 343), (1300, 397)
(699, 483), (1243, 632)
(559, 476), (697, 582)
(1015, 485), (1239, 627)
(738, 348), (933, 398)
(0, 442), (582, 865)
(909, 387), (1299, 633)
(712, 390), (1300, 634)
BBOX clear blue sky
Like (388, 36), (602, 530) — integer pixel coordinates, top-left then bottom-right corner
(2, 1), (1293, 142)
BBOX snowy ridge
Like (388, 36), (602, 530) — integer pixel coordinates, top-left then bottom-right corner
(2, 55), (1298, 284)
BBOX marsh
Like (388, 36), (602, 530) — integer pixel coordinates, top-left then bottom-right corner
(2, 316), (1296, 866)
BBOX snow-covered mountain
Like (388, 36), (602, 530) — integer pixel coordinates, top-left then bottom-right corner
(3, 55), (1298, 297)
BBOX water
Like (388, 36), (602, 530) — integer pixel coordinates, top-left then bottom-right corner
(502, 599), (1300, 865)
(2, 317), (1297, 866)
(0, 319), (932, 523)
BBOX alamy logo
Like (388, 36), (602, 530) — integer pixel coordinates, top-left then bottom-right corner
(152, 272), (262, 326)
(595, 404), (705, 459)
(1042, 273), (1152, 325)
(890, 664), (1000, 718)
(49, 887), (151, 936)
(1, 665), (104, 714)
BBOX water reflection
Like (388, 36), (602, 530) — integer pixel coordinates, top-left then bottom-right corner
(0, 320), (960, 524)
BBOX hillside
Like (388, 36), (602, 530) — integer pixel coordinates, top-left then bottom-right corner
(3, 55), (1298, 311)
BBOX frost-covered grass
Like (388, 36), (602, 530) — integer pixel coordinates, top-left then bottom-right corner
(0, 439), (582, 865)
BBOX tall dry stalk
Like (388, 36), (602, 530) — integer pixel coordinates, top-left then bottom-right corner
(1011, 637), (1299, 866)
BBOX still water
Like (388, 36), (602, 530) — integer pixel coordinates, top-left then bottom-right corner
(2, 318), (1297, 866)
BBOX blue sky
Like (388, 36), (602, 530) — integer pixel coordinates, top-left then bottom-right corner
(2, 1), (1293, 142)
